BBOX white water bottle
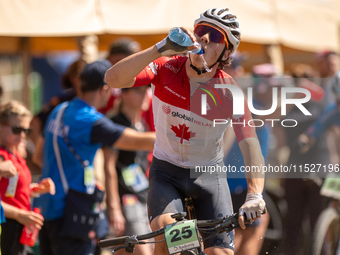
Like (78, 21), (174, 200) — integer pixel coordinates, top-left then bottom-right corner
(168, 27), (203, 54)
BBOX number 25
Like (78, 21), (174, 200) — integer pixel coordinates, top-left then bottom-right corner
(170, 226), (193, 242)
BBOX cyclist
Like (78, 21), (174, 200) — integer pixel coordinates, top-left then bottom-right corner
(105, 8), (266, 255)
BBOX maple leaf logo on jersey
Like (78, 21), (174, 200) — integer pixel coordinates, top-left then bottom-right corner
(162, 104), (171, 114)
(148, 62), (158, 75)
(171, 124), (196, 144)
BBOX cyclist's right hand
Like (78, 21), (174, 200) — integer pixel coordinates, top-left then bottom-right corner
(17, 209), (44, 230)
(156, 27), (196, 56)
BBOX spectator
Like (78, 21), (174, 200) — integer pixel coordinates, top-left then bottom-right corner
(103, 86), (153, 255)
(279, 60), (334, 254)
(30, 59), (85, 146)
(0, 100), (55, 255)
(223, 51), (247, 79)
(0, 160), (18, 252)
(297, 71), (340, 154)
(98, 38), (142, 117)
(312, 51), (339, 109)
(316, 51), (339, 79)
(32, 60), (155, 255)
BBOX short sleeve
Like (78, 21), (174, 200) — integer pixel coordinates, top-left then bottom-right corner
(134, 57), (169, 88)
(219, 77), (257, 143)
(233, 97), (258, 143)
(90, 117), (126, 147)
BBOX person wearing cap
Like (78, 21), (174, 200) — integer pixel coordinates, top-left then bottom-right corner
(33, 60), (155, 255)
(105, 8), (266, 255)
(107, 38), (142, 65)
(101, 38), (155, 133)
(98, 38), (142, 116)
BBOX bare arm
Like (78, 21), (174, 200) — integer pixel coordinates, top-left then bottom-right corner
(239, 137), (265, 193)
(103, 148), (125, 236)
(105, 28), (196, 89)
(113, 128), (155, 151)
(105, 46), (161, 89)
(2, 201), (44, 229)
(238, 137), (265, 228)
(32, 135), (44, 169)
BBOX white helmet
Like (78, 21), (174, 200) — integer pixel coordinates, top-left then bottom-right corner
(194, 8), (241, 55)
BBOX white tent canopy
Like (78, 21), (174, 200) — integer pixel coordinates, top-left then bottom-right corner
(0, 0), (339, 52)
(0, 0), (104, 36)
(101, 0), (280, 44)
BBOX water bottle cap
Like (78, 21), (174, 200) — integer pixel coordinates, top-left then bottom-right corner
(191, 42), (203, 55)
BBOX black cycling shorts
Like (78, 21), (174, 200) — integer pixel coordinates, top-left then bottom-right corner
(147, 157), (234, 250)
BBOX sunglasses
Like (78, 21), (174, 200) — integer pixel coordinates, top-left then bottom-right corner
(194, 24), (229, 48)
(12, 126), (33, 136)
(1, 123), (32, 136)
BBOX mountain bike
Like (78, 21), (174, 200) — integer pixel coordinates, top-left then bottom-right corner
(312, 177), (340, 255)
(98, 197), (252, 255)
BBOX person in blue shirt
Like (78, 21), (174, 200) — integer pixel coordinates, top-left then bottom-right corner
(32, 60), (155, 255)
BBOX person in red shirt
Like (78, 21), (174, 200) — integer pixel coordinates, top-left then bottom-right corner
(0, 100), (55, 255)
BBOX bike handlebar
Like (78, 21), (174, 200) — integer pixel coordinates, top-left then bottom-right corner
(98, 236), (128, 247)
(98, 213), (239, 248)
(98, 210), (266, 249)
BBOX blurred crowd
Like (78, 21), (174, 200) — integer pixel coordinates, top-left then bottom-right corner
(0, 35), (339, 255)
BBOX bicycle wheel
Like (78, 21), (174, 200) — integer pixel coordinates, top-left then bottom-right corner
(312, 207), (340, 255)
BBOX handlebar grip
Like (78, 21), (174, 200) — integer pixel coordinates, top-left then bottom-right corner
(238, 207), (267, 221)
(98, 236), (127, 248)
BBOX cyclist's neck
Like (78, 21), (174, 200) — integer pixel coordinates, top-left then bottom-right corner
(185, 58), (217, 79)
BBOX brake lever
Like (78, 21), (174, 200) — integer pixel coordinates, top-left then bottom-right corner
(218, 213), (253, 233)
(112, 236), (147, 254)
(113, 244), (129, 253)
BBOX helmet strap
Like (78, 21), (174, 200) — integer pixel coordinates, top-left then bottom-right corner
(189, 46), (227, 75)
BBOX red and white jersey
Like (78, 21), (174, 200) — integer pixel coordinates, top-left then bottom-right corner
(134, 56), (256, 168)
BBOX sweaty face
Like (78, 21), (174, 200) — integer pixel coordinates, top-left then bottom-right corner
(191, 23), (228, 68)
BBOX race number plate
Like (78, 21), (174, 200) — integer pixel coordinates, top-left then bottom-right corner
(164, 220), (200, 254)
(321, 177), (340, 200)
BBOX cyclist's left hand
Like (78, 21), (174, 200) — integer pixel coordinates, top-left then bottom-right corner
(238, 193), (266, 229)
